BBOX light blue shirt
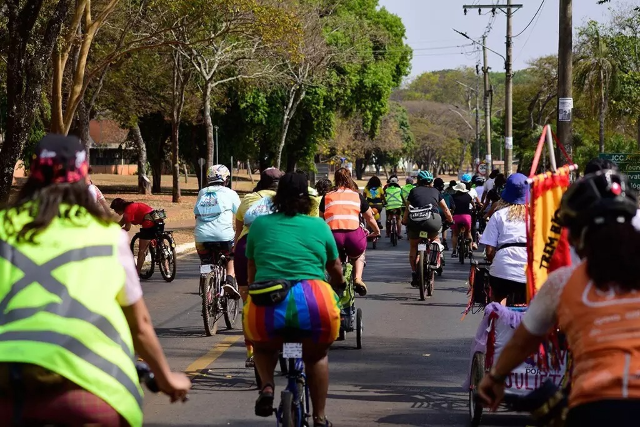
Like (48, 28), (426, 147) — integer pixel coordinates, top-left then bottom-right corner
(194, 186), (241, 243)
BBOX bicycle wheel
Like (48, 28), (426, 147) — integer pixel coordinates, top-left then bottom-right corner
(158, 235), (177, 282)
(391, 219), (398, 247)
(469, 352), (486, 426)
(356, 308), (363, 349)
(459, 243), (465, 264)
(130, 235), (155, 279)
(427, 269), (435, 297)
(202, 273), (219, 336)
(418, 251), (426, 301)
(223, 289), (239, 330)
(280, 390), (295, 427)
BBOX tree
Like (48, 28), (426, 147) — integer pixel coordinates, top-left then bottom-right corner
(0, 0), (72, 202)
(575, 21), (618, 153)
(169, 50), (191, 203)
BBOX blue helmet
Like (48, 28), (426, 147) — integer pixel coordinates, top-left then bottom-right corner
(461, 173), (472, 183)
(417, 170), (434, 183)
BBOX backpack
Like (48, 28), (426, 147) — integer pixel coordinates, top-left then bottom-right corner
(244, 194), (275, 226)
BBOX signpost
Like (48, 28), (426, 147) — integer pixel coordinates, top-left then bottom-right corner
(600, 153), (640, 191)
(198, 157), (206, 189)
(476, 162), (488, 177)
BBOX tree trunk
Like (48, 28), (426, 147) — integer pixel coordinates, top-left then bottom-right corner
(276, 85), (306, 170)
(0, 0), (72, 202)
(637, 115), (640, 151)
(599, 73), (606, 153)
(75, 99), (92, 163)
(459, 140), (469, 176)
(170, 52), (190, 203)
(203, 82), (214, 168)
(355, 158), (365, 180)
(130, 124), (151, 195)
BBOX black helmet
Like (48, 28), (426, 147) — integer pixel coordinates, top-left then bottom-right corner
(472, 175), (486, 186)
(559, 170), (638, 229)
(433, 177), (445, 191)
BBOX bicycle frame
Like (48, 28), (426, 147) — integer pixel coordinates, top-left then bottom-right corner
(276, 348), (310, 427)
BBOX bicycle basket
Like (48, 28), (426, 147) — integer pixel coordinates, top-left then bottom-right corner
(149, 209), (167, 223)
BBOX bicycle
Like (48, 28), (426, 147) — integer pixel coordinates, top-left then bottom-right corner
(336, 260), (363, 349)
(199, 251), (239, 336)
(130, 223), (177, 282)
(270, 342), (311, 427)
(455, 225), (475, 265)
(415, 231), (441, 300)
(389, 211), (400, 247)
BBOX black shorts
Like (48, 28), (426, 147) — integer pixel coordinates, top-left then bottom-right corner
(196, 241), (235, 264)
(407, 213), (442, 239)
(489, 275), (526, 304)
(139, 223), (163, 240)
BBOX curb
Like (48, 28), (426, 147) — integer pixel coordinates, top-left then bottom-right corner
(175, 242), (196, 256)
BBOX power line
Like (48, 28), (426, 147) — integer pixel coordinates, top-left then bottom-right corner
(514, 0), (546, 38)
(515, 0), (546, 61)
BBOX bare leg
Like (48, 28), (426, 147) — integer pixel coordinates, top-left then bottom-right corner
(238, 285), (254, 362)
(451, 229), (459, 253)
(253, 342), (279, 390)
(303, 341), (331, 423)
(409, 238), (419, 271)
(226, 259), (235, 277)
(353, 256), (365, 280)
(137, 239), (151, 275)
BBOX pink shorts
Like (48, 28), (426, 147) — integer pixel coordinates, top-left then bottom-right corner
(451, 214), (472, 232)
(332, 228), (367, 260)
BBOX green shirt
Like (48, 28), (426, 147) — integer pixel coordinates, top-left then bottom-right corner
(246, 212), (339, 282)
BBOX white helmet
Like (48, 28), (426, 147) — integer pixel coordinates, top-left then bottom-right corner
(207, 164), (230, 184)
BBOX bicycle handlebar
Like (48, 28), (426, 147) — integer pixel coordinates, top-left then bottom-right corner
(135, 361), (159, 393)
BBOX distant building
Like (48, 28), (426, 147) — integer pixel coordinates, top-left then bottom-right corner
(89, 120), (137, 175)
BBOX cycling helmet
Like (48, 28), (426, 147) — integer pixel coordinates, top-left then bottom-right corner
(472, 175), (486, 186)
(559, 170), (638, 230)
(406, 177), (414, 185)
(389, 176), (399, 185)
(433, 177), (445, 191)
(461, 173), (472, 183)
(207, 164), (230, 184)
(417, 170), (434, 183)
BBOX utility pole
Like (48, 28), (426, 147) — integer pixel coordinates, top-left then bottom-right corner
(505, 0), (514, 177)
(483, 36), (492, 171)
(557, 0), (573, 158)
(475, 68), (481, 165)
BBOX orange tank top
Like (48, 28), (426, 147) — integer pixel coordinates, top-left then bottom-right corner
(558, 263), (640, 407)
(323, 189), (361, 231)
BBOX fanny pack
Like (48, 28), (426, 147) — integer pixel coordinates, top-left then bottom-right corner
(409, 205), (434, 222)
(144, 209), (167, 224)
(249, 280), (295, 306)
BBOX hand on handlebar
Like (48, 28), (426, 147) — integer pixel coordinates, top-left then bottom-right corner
(476, 374), (505, 412)
(157, 371), (192, 403)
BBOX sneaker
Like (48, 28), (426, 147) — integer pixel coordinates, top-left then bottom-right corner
(245, 355), (255, 368)
(222, 281), (241, 300)
(354, 278), (368, 296)
(451, 251), (458, 258)
(411, 272), (419, 288)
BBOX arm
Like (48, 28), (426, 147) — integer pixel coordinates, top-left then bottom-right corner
(362, 208), (380, 237)
(248, 259), (256, 284)
(439, 199), (453, 223)
(99, 198), (111, 216)
(326, 258), (345, 290)
(485, 246), (496, 262)
(122, 300), (191, 402)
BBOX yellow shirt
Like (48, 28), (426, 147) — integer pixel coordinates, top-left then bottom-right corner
(236, 190), (276, 240)
(310, 196), (321, 217)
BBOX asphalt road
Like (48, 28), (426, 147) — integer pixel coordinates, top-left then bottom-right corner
(141, 235), (529, 427)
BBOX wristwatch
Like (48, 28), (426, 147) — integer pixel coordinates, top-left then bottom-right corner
(488, 369), (506, 383)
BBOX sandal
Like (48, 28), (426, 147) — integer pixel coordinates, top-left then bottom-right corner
(314, 416), (333, 427)
(255, 383), (275, 417)
(354, 278), (368, 297)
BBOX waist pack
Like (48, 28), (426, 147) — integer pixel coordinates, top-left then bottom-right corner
(409, 205), (435, 222)
(249, 280), (295, 306)
(144, 209), (167, 224)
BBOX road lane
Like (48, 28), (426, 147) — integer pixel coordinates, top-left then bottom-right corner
(142, 237), (528, 426)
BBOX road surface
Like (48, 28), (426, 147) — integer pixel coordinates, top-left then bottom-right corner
(141, 237), (529, 426)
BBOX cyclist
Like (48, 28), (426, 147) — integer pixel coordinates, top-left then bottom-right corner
(402, 177), (416, 202)
(404, 171), (454, 287)
(364, 176), (384, 230)
(194, 165), (241, 300)
(478, 173), (529, 304)
(234, 167), (283, 367)
(0, 135), (189, 426)
(297, 170), (321, 216)
(434, 177), (455, 250)
(87, 167), (111, 215)
(110, 197), (161, 277)
(315, 178), (333, 198)
(320, 168), (380, 296)
(478, 170), (640, 426)
(481, 168), (500, 206)
(245, 172), (345, 427)
(384, 175), (404, 238)
(450, 182), (476, 258)
(461, 173), (483, 242)
(483, 173), (507, 220)
(472, 175), (486, 202)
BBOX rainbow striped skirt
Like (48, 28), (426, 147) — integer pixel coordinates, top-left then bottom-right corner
(243, 280), (341, 344)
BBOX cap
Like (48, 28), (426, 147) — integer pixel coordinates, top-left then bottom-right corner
(30, 134), (88, 185)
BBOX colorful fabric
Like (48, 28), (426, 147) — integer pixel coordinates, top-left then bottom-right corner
(246, 213), (339, 282)
(527, 167), (573, 300)
(243, 280), (341, 344)
(30, 135), (89, 185)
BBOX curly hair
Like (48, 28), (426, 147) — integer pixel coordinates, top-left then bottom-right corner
(366, 176), (382, 189)
(315, 178), (333, 197)
(273, 173), (312, 217)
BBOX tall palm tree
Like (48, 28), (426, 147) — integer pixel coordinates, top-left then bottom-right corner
(574, 21), (618, 153)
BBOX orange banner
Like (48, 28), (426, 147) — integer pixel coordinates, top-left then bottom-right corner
(526, 167), (573, 302)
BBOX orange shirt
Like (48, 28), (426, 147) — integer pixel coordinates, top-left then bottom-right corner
(558, 263), (640, 407)
(323, 189), (361, 231)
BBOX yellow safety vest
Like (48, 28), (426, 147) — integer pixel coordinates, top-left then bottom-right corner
(385, 186), (404, 210)
(0, 204), (143, 427)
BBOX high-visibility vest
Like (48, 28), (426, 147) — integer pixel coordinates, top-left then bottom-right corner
(402, 184), (415, 202)
(323, 188), (361, 231)
(558, 263), (640, 408)
(385, 186), (404, 210)
(0, 204), (143, 427)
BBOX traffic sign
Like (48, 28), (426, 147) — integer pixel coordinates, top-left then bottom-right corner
(599, 153), (640, 191)
(476, 162), (488, 176)
(198, 158), (206, 167)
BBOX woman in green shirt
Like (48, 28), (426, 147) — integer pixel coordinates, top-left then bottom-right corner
(244, 173), (345, 427)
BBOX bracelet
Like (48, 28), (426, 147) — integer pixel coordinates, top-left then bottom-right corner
(488, 370), (506, 384)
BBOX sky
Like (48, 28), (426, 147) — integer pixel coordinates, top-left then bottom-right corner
(378, 0), (631, 77)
